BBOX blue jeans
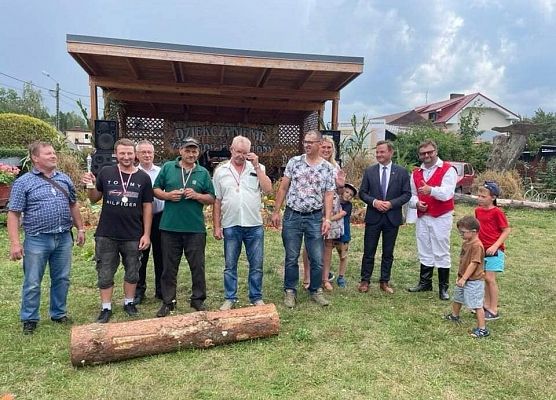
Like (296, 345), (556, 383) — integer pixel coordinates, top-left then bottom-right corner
(282, 208), (324, 294)
(21, 231), (73, 322)
(223, 225), (264, 303)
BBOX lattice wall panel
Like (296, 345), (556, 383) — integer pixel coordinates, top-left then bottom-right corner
(122, 115), (304, 179)
(123, 116), (171, 162)
(303, 111), (319, 133)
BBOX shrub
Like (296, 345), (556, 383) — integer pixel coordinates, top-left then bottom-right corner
(0, 113), (86, 195)
(0, 113), (60, 148)
(56, 149), (86, 198)
(473, 170), (523, 199)
(341, 153), (368, 190)
(538, 158), (556, 191)
(392, 122), (492, 173)
(0, 147), (27, 160)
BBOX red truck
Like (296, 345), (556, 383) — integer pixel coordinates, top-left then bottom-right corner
(449, 161), (475, 194)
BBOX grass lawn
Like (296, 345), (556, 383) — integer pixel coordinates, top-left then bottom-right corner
(0, 204), (555, 400)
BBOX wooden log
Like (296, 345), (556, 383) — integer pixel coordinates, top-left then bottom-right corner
(455, 193), (556, 209)
(70, 304), (280, 367)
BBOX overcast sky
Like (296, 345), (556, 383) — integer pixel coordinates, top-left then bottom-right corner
(1, 0), (555, 123)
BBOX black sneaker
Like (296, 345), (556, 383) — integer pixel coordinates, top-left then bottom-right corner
(133, 293), (144, 305)
(190, 301), (207, 312)
(156, 301), (175, 318)
(123, 302), (139, 317)
(484, 309), (500, 321)
(22, 321), (37, 335)
(471, 327), (490, 338)
(444, 313), (462, 324)
(51, 316), (72, 324)
(96, 308), (112, 323)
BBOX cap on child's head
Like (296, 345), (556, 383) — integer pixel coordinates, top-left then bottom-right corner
(483, 181), (501, 197)
(344, 183), (357, 197)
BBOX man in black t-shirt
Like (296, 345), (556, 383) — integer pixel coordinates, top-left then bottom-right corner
(83, 138), (153, 323)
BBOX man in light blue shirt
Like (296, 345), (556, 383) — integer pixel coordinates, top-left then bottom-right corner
(8, 141), (85, 335)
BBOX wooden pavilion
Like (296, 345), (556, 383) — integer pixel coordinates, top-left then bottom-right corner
(67, 34), (363, 175)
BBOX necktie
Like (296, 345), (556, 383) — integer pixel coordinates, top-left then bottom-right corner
(381, 166), (388, 198)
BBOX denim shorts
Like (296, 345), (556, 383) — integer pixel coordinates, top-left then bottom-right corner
(484, 250), (505, 272)
(95, 236), (141, 289)
(452, 279), (485, 309)
(454, 280), (485, 310)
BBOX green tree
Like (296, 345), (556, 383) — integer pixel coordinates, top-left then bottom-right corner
(57, 110), (88, 132)
(459, 107), (483, 141)
(77, 99), (92, 130)
(392, 120), (491, 173)
(0, 84), (50, 120)
(527, 108), (556, 149)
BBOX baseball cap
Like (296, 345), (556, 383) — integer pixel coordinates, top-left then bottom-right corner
(483, 181), (501, 197)
(180, 137), (200, 148)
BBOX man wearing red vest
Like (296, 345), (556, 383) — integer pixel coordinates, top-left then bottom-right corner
(407, 139), (457, 300)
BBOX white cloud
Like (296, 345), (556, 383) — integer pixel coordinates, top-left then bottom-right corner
(466, 44), (506, 96)
(398, 3), (517, 110)
(506, 87), (556, 118)
(401, 10), (465, 103)
(536, 0), (556, 16)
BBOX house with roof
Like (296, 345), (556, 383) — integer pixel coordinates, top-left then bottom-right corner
(377, 92), (521, 142)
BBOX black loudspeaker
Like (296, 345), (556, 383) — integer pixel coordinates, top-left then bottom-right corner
(94, 120), (118, 150)
(91, 150), (116, 176)
(321, 130), (342, 164)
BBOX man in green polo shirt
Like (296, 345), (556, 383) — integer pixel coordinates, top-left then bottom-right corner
(153, 137), (215, 316)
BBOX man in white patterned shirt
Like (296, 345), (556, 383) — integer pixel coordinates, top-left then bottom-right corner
(271, 130), (335, 308)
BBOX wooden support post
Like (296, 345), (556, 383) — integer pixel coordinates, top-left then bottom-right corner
(318, 104), (325, 124)
(89, 78), (98, 124)
(331, 99), (339, 130)
(70, 304), (280, 367)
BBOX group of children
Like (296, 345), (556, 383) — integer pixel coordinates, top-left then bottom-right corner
(317, 177), (510, 339)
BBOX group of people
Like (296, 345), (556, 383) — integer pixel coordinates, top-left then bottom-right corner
(8, 132), (509, 339)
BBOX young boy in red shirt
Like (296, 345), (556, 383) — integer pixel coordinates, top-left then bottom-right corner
(475, 181), (510, 320)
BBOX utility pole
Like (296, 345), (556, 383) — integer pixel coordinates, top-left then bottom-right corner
(42, 70), (60, 131)
(55, 82), (60, 131)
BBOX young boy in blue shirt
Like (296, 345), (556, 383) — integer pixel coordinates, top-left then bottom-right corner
(332, 183), (357, 288)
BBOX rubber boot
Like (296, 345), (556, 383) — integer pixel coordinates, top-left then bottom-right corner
(407, 264), (434, 292)
(438, 268), (450, 300)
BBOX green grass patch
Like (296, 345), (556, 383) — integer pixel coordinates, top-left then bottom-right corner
(0, 205), (555, 399)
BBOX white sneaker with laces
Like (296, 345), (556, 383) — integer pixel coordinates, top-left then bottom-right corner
(219, 300), (236, 311)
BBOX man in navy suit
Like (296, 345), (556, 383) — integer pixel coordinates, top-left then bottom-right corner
(358, 140), (411, 294)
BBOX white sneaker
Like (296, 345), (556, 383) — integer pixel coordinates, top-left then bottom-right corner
(311, 288), (330, 306)
(219, 300), (236, 311)
(284, 289), (296, 308)
(251, 299), (265, 306)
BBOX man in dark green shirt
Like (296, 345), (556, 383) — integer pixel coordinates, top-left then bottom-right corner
(153, 137), (215, 316)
